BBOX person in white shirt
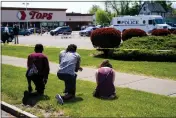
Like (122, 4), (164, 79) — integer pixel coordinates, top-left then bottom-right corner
(4, 25), (9, 33)
(55, 44), (83, 105)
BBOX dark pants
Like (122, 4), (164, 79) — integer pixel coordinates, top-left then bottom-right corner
(2, 32), (9, 44)
(57, 73), (77, 96)
(26, 75), (45, 94)
(14, 35), (19, 44)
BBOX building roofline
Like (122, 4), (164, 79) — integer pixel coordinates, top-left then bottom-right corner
(1, 7), (67, 11)
(66, 13), (94, 16)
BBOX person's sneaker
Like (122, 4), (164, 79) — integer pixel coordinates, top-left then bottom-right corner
(55, 94), (64, 105)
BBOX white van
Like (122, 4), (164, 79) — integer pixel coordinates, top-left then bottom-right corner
(111, 15), (169, 33)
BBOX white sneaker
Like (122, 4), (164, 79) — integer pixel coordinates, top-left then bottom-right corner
(55, 94), (64, 105)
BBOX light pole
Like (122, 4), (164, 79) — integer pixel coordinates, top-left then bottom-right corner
(22, 2), (29, 29)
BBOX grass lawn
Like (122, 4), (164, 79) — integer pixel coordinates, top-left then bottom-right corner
(2, 64), (176, 117)
(2, 45), (176, 80)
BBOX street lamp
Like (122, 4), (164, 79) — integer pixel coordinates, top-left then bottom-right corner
(22, 2), (29, 29)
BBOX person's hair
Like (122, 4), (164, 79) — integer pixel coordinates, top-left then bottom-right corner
(66, 44), (77, 52)
(34, 44), (44, 53)
(99, 60), (113, 68)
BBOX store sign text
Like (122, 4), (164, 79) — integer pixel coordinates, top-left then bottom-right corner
(17, 11), (53, 20)
(29, 11), (53, 20)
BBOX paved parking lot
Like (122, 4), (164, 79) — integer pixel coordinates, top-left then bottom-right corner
(15, 31), (94, 49)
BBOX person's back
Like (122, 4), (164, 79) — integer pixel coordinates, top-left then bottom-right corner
(26, 44), (50, 96)
(28, 52), (49, 77)
(94, 60), (116, 99)
(58, 50), (80, 75)
(96, 67), (115, 97)
(13, 26), (19, 35)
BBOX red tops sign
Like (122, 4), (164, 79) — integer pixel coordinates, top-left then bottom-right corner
(17, 11), (53, 20)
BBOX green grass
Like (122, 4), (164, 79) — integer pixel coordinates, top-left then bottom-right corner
(2, 45), (176, 80)
(120, 35), (176, 50)
(2, 64), (176, 117)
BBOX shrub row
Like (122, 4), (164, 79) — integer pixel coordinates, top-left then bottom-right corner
(90, 28), (176, 54)
(120, 35), (176, 50)
(111, 50), (176, 62)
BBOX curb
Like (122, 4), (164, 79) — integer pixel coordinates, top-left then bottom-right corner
(1, 101), (38, 118)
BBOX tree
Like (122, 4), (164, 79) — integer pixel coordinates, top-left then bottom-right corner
(96, 9), (111, 25)
(89, 5), (100, 14)
(128, 2), (141, 15)
(152, 0), (173, 12)
(104, 0), (131, 15)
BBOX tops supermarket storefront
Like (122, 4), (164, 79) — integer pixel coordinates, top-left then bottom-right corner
(1, 7), (94, 30)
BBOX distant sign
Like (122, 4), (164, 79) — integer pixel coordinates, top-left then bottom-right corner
(120, 19), (139, 24)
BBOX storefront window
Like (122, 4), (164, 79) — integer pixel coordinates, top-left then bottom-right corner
(59, 22), (64, 27)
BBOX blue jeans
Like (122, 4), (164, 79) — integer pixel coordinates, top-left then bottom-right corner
(57, 73), (77, 95)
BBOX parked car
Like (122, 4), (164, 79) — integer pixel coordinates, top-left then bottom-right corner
(18, 29), (30, 36)
(28, 28), (34, 34)
(96, 25), (104, 28)
(1, 27), (14, 42)
(79, 27), (98, 37)
(28, 28), (45, 34)
(81, 26), (87, 30)
(167, 22), (176, 27)
(50, 26), (72, 36)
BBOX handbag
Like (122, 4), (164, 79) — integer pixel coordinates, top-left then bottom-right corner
(27, 61), (38, 77)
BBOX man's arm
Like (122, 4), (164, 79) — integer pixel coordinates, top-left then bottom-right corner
(43, 56), (50, 78)
(95, 70), (99, 85)
(75, 55), (82, 72)
(112, 69), (115, 83)
(27, 55), (31, 69)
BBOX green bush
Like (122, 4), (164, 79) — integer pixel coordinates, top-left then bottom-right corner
(120, 35), (176, 50)
(111, 49), (176, 62)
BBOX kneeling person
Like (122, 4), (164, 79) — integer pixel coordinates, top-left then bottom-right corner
(26, 44), (50, 95)
(56, 44), (83, 105)
(93, 60), (116, 99)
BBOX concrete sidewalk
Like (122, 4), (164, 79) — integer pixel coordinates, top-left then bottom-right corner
(2, 55), (176, 97)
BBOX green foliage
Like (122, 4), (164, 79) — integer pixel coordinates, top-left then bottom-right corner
(96, 9), (111, 25)
(89, 5), (100, 14)
(155, 0), (173, 12)
(2, 64), (176, 117)
(120, 35), (176, 50)
(105, 1), (141, 16)
(127, 2), (141, 15)
(112, 49), (176, 62)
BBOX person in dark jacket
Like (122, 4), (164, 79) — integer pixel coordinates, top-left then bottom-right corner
(2, 24), (10, 44)
(13, 24), (19, 44)
(26, 44), (50, 95)
(93, 60), (116, 99)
